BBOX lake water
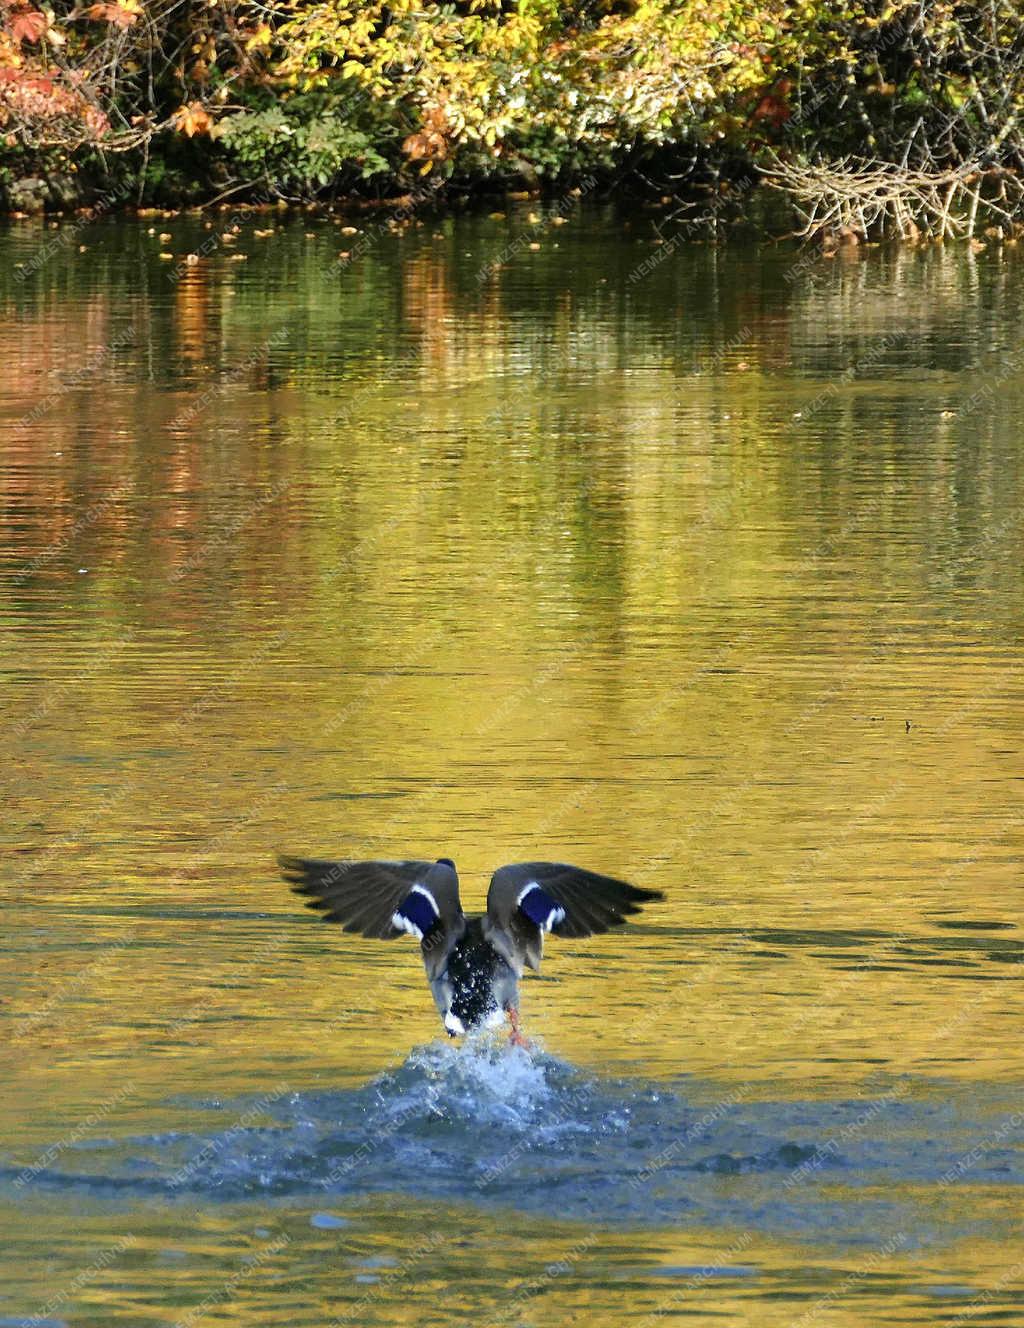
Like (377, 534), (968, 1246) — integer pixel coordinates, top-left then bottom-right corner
(1, 202), (1022, 1326)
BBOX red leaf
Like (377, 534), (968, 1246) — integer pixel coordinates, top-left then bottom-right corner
(11, 9), (47, 44)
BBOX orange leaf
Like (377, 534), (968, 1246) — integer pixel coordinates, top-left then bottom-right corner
(170, 101), (213, 138)
(85, 1), (139, 28)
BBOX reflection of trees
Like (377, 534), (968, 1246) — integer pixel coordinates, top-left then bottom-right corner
(0, 217), (1020, 648)
(2, 217), (1022, 1099)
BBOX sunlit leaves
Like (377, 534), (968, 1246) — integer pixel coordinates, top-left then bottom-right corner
(170, 101), (213, 137)
(246, 23), (273, 51)
(2, 0), (1022, 206)
(261, 0), (798, 176)
(85, 0), (141, 30)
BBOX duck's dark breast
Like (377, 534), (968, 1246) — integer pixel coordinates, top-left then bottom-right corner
(445, 919), (507, 1028)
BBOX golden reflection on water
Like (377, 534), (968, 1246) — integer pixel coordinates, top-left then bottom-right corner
(1, 1198), (1022, 1327)
(1, 209), (1022, 1324)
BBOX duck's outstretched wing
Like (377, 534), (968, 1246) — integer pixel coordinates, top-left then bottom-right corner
(278, 855), (464, 960)
(484, 861), (663, 972)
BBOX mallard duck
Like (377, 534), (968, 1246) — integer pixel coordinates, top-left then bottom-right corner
(278, 855), (663, 1043)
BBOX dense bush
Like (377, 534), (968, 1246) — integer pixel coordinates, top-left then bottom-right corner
(214, 91), (393, 194)
(1, 0), (1022, 234)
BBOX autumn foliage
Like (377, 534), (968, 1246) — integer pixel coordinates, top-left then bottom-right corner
(0, 0), (140, 146)
(1, 0), (1023, 232)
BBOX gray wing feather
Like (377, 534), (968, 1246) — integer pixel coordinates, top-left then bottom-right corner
(279, 856), (461, 940)
(487, 861), (663, 947)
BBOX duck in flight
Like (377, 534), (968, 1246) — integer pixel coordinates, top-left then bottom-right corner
(278, 855), (663, 1044)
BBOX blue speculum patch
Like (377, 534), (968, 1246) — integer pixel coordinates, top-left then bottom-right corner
(396, 890), (439, 938)
(518, 885), (562, 930)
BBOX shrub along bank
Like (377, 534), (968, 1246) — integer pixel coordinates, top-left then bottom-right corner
(1, 1), (1022, 238)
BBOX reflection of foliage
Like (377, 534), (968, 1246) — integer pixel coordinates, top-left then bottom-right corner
(1, 0), (1023, 231)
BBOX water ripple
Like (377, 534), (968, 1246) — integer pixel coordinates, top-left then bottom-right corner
(4, 1041), (1020, 1249)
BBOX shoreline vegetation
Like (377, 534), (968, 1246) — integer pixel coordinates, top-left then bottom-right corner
(1, 0), (1022, 242)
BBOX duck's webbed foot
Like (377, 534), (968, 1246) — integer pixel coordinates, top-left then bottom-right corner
(504, 1003), (531, 1049)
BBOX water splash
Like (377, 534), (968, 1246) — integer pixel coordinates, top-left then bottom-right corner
(3, 1042), (1020, 1248)
(377, 1035), (556, 1130)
